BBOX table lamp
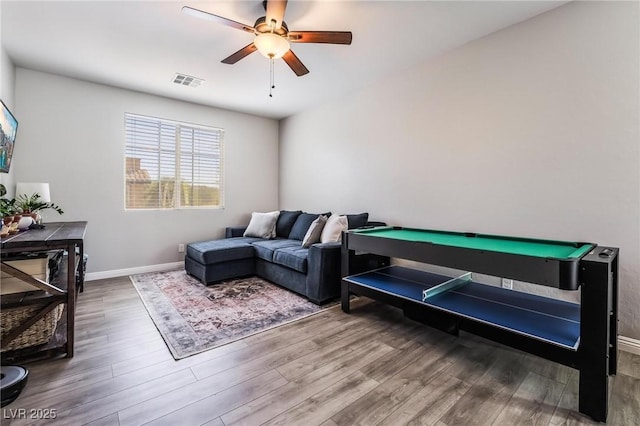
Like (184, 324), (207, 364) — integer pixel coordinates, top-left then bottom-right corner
(15, 182), (51, 225)
(16, 182), (51, 203)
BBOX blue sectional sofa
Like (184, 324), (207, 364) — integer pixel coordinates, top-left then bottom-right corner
(185, 210), (387, 304)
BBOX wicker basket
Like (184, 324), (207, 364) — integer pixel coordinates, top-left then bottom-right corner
(1, 304), (64, 352)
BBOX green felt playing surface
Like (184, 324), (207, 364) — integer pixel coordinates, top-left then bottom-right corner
(354, 228), (593, 259)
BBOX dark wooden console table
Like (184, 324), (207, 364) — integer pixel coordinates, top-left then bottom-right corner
(1, 221), (87, 360)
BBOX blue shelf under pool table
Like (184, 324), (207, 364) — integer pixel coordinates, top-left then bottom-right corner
(344, 266), (580, 350)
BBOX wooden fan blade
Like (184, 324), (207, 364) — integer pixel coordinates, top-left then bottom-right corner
(182, 6), (255, 33)
(282, 50), (309, 76)
(266, 0), (288, 30)
(221, 43), (258, 64)
(288, 31), (352, 45)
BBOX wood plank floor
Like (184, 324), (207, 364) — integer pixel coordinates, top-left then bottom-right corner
(3, 275), (639, 426)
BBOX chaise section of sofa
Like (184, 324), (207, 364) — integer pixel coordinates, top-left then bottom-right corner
(184, 237), (260, 284)
(185, 210), (388, 304)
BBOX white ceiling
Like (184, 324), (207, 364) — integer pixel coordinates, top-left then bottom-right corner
(1, 1), (567, 120)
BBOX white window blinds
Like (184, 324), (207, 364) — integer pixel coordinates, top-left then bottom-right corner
(124, 113), (224, 210)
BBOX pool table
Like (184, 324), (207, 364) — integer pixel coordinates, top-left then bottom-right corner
(343, 226), (595, 290)
(341, 226), (619, 422)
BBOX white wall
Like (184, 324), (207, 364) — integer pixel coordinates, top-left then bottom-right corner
(0, 0), (14, 106)
(0, 42), (14, 107)
(279, 2), (640, 339)
(13, 69), (279, 273)
(0, 22), (16, 195)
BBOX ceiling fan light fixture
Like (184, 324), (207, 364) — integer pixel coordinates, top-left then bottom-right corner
(254, 32), (290, 59)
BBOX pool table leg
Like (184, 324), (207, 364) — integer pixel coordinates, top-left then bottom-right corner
(578, 249), (617, 423)
(341, 233), (351, 313)
(341, 280), (351, 313)
(609, 254), (619, 375)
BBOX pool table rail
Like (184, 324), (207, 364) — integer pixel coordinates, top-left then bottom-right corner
(346, 226), (594, 290)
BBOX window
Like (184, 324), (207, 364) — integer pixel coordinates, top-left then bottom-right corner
(124, 113), (224, 210)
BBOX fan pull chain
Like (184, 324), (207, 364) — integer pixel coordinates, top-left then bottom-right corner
(269, 56), (275, 97)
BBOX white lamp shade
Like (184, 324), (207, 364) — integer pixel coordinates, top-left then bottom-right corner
(16, 182), (51, 202)
(254, 33), (290, 59)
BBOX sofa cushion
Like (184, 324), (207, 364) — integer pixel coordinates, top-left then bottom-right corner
(244, 211), (280, 238)
(302, 215), (327, 248)
(251, 239), (300, 262)
(288, 212), (331, 240)
(186, 238), (257, 265)
(276, 210), (303, 238)
(273, 246), (309, 273)
(347, 213), (369, 229)
(321, 215), (348, 243)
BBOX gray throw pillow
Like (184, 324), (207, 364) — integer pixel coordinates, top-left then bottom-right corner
(243, 211), (280, 239)
(302, 215), (328, 248)
(321, 214), (348, 243)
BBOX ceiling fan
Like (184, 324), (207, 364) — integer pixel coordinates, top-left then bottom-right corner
(182, 0), (352, 77)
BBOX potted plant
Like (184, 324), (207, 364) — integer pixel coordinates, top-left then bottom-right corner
(1, 198), (19, 224)
(0, 185), (19, 236)
(16, 192), (64, 223)
(0, 184), (18, 224)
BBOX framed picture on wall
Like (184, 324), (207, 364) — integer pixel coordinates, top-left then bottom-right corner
(0, 99), (19, 174)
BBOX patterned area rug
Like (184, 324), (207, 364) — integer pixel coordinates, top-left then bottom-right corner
(130, 270), (334, 359)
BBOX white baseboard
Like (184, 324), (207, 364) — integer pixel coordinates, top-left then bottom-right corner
(85, 261), (183, 281)
(619, 336), (640, 355)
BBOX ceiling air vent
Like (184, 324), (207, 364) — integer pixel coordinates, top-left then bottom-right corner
(172, 73), (204, 88)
